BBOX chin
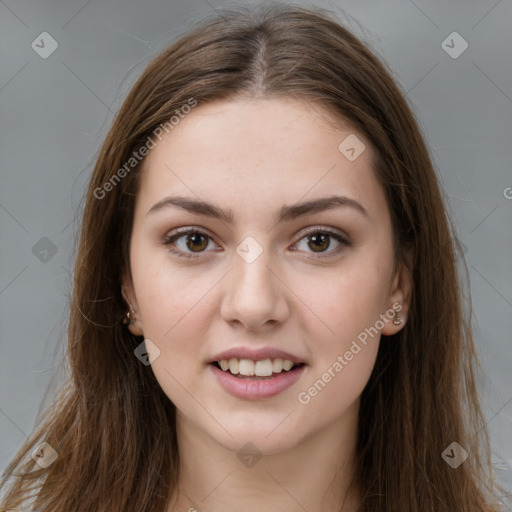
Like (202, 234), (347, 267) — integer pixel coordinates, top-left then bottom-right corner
(201, 410), (309, 455)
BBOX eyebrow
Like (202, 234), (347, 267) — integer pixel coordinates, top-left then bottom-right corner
(146, 194), (368, 224)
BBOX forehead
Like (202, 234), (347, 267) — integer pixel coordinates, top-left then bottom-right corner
(136, 97), (387, 224)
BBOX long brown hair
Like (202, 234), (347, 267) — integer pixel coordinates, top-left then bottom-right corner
(1, 4), (505, 511)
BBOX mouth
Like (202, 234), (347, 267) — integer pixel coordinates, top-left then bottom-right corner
(209, 357), (307, 399)
(211, 358), (306, 379)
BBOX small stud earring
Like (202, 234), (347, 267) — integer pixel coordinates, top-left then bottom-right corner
(121, 287), (137, 326)
(122, 308), (136, 325)
(393, 315), (402, 325)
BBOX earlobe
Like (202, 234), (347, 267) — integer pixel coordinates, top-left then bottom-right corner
(381, 305), (405, 336)
(381, 256), (413, 336)
(127, 322), (144, 337)
(120, 274), (144, 336)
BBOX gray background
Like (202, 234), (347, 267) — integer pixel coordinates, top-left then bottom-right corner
(1, 0), (511, 495)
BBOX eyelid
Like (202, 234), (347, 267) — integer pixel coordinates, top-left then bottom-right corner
(162, 225), (351, 259)
(162, 226), (219, 259)
(295, 225), (350, 243)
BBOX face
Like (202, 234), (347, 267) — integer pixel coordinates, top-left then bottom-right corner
(122, 97), (411, 454)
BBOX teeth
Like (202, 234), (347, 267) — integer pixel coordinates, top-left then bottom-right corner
(254, 359), (273, 376)
(229, 358), (239, 375)
(216, 357), (298, 376)
(238, 359), (254, 376)
(272, 358), (283, 372)
(282, 359), (294, 371)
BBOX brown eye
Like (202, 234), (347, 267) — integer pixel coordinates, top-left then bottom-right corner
(307, 233), (331, 252)
(294, 227), (351, 258)
(163, 229), (215, 259)
(185, 233), (209, 252)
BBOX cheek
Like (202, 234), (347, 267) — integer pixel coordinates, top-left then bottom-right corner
(129, 259), (218, 403)
(131, 241), (215, 339)
(299, 253), (391, 402)
(297, 274), (383, 419)
(139, 283), (212, 360)
(314, 256), (392, 345)
(134, 263), (215, 411)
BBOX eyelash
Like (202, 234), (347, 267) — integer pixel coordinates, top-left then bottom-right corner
(162, 226), (351, 260)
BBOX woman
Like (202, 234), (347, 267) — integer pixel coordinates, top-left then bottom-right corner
(0, 4), (506, 511)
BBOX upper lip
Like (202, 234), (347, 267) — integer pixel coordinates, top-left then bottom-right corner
(209, 347), (306, 364)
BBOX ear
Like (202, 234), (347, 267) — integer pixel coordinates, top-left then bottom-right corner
(381, 249), (413, 336)
(120, 272), (144, 337)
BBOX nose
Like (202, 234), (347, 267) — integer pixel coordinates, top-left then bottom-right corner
(220, 248), (289, 332)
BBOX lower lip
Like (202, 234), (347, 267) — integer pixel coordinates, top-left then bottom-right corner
(209, 363), (306, 400)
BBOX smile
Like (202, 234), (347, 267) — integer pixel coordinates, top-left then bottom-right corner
(214, 357), (301, 377)
(209, 359), (307, 399)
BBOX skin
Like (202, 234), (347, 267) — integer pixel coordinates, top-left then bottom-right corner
(121, 97), (412, 512)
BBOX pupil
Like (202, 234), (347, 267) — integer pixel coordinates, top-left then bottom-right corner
(310, 234), (329, 252)
(187, 233), (207, 252)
